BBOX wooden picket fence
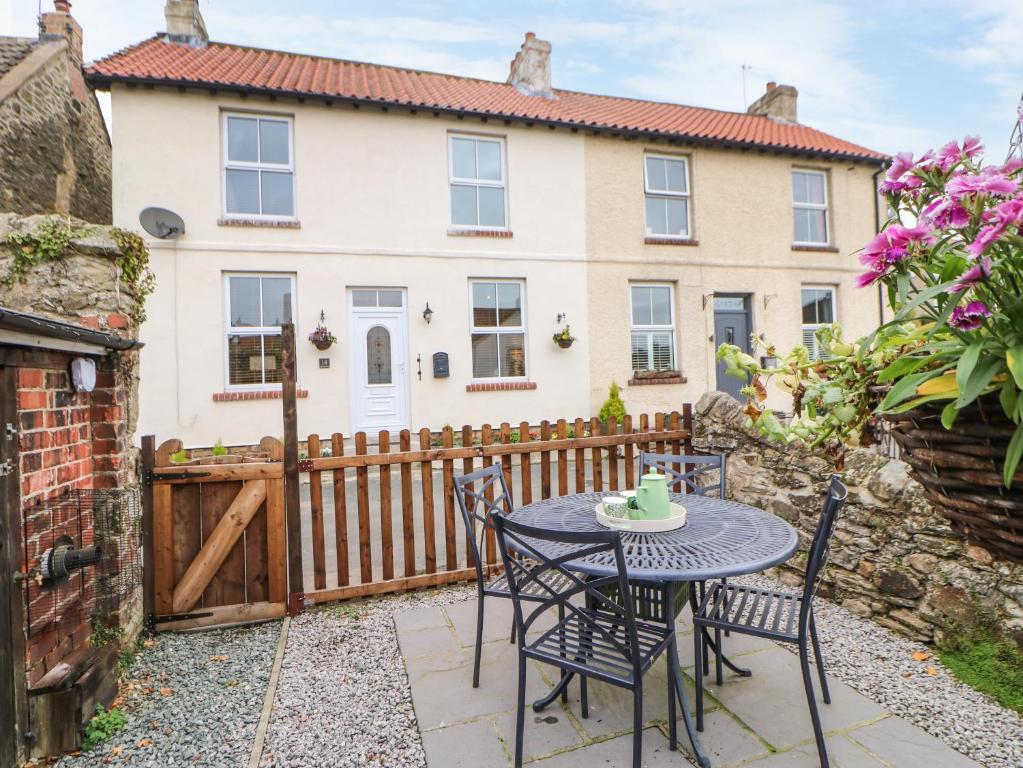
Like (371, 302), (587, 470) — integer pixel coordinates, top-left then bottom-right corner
(141, 408), (692, 629)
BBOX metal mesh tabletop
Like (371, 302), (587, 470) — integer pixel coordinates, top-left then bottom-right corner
(509, 493), (798, 582)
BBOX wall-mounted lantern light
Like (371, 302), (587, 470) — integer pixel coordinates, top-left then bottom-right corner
(423, 302), (434, 324)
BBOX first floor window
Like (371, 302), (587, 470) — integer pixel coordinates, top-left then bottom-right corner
(470, 280), (525, 378)
(801, 286), (835, 359)
(450, 135), (507, 229)
(644, 154), (690, 238)
(225, 273), (296, 387)
(792, 170), (828, 245)
(631, 283), (675, 371)
(224, 113), (295, 218)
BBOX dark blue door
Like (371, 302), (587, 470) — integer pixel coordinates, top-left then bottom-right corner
(713, 295), (751, 399)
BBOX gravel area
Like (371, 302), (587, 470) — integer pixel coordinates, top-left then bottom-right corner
(744, 573), (1023, 768)
(259, 585), (475, 768)
(53, 621), (279, 768)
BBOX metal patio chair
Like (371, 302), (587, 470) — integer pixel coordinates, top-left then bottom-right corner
(693, 475), (848, 768)
(454, 465), (573, 690)
(492, 511), (684, 768)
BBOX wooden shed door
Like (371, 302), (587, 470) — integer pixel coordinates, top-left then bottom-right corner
(1, 366), (23, 767)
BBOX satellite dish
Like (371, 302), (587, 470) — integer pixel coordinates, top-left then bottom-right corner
(139, 207), (185, 239)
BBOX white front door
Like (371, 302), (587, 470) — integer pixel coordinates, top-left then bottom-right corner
(348, 289), (410, 433)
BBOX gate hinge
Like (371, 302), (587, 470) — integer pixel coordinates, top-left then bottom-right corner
(0, 459), (14, 477)
(4, 422), (16, 440)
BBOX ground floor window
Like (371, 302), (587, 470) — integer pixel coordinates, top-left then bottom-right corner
(224, 273), (296, 388)
(630, 283), (675, 371)
(801, 286), (835, 359)
(469, 279), (526, 378)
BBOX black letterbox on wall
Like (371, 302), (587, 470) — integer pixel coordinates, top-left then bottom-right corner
(432, 352), (449, 378)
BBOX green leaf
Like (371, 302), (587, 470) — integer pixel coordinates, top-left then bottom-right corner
(1004, 423), (1023, 488)
(956, 342), (983, 395)
(940, 402), (959, 429)
(877, 354), (934, 383)
(1001, 379), (1018, 421)
(891, 280), (959, 321)
(880, 369), (945, 411)
(888, 393), (958, 414)
(1007, 345), (1023, 390)
(955, 358), (1003, 409)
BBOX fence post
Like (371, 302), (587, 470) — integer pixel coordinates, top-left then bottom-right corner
(281, 321), (304, 615)
(140, 434), (155, 625)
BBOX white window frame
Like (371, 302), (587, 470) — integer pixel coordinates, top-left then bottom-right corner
(468, 279), (527, 381)
(448, 134), (509, 232)
(643, 154), (691, 239)
(792, 169), (829, 246)
(801, 285), (836, 360)
(630, 282), (677, 372)
(222, 112), (296, 221)
(223, 272), (297, 391)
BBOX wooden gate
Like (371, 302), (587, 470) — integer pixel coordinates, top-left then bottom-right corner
(144, 437), (287, 631)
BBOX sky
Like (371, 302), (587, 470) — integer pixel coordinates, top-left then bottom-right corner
(2, 0), (1021, 160)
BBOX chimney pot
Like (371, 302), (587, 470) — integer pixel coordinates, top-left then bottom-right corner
(53, 0), (71, 12)
(507, 32), (553, 99)
(747, 81), (798, 123)
(164, 0), (208, 47)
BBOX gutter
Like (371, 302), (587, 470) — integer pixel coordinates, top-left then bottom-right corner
(0, 307), (143, 352)
(84, 73), (887, 167)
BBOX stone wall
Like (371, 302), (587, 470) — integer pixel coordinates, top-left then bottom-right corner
(694, 391), (1023, 648)
(0, 41), (111, 222)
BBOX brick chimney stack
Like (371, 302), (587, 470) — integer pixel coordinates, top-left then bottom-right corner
(507, 32), (554, 99)
(747, 81), (798, 123)
(39, 0), (83, 67)
(164, 0), (208, 47)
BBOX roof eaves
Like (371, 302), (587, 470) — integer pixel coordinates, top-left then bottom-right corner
(0, 306), (142, 351)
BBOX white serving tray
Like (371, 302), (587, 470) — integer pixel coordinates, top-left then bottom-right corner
(595, 501), (687, 532)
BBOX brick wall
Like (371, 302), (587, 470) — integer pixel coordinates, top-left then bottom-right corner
(16, 351), (134, 686)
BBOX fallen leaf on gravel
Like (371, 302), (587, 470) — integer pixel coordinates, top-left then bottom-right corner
(912, 651), (931, 661)
(137, 738), (152, 748)
(210, 654), (228, 662)
(159, 687), (173, 696)
(902, 671), (913, 678)
(926, 667), (939, 676)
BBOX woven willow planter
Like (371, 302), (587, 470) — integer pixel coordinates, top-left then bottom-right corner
(885, 393), (1023, 562)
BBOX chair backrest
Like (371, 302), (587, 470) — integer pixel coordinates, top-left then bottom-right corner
(491, 512), (643, 677)
(454, 465), (513, 585)
(639, 452), (727, 496)
(798, 475), (848, 626)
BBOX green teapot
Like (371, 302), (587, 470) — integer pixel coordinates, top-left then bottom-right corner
(636, 471), (670, 520)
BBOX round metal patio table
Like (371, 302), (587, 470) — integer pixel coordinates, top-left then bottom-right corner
(508, 491), (799, 768)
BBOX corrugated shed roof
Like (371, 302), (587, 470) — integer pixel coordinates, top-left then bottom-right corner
(86, 36), (886, 162)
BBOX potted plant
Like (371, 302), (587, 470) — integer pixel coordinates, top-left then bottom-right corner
(308, 323), (337, 351)
(717, 125), (1023, 560)
(553, 325), (576, 349)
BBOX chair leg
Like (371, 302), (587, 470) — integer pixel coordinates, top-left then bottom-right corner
(632, 683), (643, 768)
(473, 596), (485, 688)
(514, 652), (527, 768)
(694, 621), (704, 732)
(714, 627), (724, 685)
(580, 675), (589, 719)
(666, 652), (678, 750)
(799, 638), (829, 768)
(510, 617), (516, 644)
(809, 612), (830, 705)
(558, 603), (568, 703)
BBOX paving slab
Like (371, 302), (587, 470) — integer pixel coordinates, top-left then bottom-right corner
(530, 727), (698, 767)
(421, 717), (512, 768)
(394, 604), (450, 635)
(845, 715), (982, 767)
(701, 647), (886, 749)
(745, 736), (888, 767)
(670, 709), (771, 767)
(493, 709), (587, 763)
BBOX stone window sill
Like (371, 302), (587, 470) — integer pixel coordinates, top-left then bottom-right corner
(465, 381), (537, 392)
(218, 218), (302, 229)
(628, 372), (687, 386)
(448, 228), (513, 238)
(213, 389), (309, 402)
(645, 237), (699, 246)
(792, 244), (839, 253)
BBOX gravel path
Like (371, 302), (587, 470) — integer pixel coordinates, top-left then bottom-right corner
(259, 586), (474, 768)
(745, 573), (1023, 768)
(54, 622), (279, 768)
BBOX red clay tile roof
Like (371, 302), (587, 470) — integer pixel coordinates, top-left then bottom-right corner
(86, 36), (886, 163)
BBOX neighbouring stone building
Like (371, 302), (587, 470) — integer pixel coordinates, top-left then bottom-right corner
(694, 391), (1023, 649)
(0, 1), (111, 222)
(0, 214), (148, 763)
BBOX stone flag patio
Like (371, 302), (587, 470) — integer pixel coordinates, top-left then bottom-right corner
(395, 597), (982, 768)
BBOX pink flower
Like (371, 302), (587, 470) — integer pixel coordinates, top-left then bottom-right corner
(967, 197), (1023, 258)
(946, 168), (1020, 200)
(950, 301), (991, 331)
(1000, 158), (1023, 175)
(922, 196), (971, 229)
(886, 151), (914, 181)
(962, 136), (983, 160)
(954, 257), (992, 289)
(936, 140), (962, 172)
(856, 224), (933, 287)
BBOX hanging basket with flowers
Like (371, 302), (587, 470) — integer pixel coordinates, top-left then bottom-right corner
(308, 323), (337, 351)
(553, 325), (576, 349)
(717, 117), (1023, 561)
